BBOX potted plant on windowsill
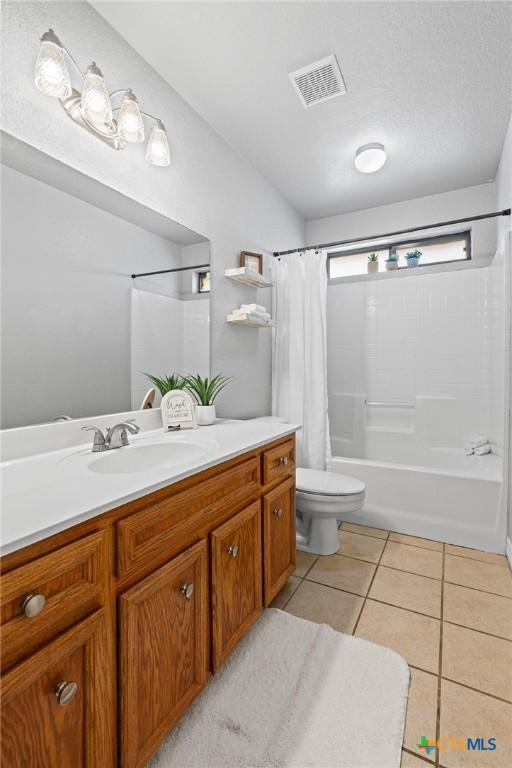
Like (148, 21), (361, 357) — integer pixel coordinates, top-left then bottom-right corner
(405, 249), (422, 268)
(385, 253), (398, 271)
(185, 373), (232, 425)
(367, 253), (379, 273)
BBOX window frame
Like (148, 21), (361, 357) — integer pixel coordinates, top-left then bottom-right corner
(197, 270), (211, 293)
(327, 230), (471, 279)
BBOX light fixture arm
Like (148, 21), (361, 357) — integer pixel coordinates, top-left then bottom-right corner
(36, 28), (170, 165)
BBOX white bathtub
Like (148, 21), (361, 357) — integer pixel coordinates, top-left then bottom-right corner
(329, 453), (506, 554)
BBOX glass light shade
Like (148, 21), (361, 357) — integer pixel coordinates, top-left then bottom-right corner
(34, 32), (71, 99)
(118, 92), (145, 143)
(80, 62), (113, 125)
(355, 143), (387, 173)
(146, 122), (170, 166)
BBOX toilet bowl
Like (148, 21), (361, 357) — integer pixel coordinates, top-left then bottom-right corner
(295, 468), (366, 555)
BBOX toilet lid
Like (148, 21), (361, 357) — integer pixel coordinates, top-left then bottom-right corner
(296, 468), (365, 497)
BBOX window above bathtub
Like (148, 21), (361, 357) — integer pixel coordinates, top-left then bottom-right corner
(328, 231), (471, 280)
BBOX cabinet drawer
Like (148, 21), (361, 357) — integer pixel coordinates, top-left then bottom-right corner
(263, 477), (296, 605)
(211, 501), (262, 670)
(120, 540), (208, 768)
(1, 531), (107, 671)
(117, 456), (260, 580)
(262, 438), (295, 486)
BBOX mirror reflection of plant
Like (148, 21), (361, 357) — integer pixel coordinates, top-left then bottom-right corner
(144, 372), (187, 395)
(185, 374), (232, 406)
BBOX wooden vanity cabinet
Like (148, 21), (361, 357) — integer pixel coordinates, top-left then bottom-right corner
(0, 609), (114, 768)
(211, 501), (262, 670)
(0, 434), (296, 768)
(120, 540), (208, 768)
(262, 476), (296, 605)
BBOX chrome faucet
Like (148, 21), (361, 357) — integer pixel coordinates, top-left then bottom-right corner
(82, 420), (140, 452)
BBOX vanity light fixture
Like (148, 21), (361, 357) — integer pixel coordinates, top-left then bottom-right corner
(34, 29), (170, 166)
(355, 143), (387, 173)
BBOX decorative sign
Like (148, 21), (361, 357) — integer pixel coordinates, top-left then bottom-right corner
(160, 390), (197, 431)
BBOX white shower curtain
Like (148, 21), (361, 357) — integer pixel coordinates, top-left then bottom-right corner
(272, 250), (331, 470)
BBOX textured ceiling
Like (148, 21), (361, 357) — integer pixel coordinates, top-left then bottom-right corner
(92, 1), (512, 219)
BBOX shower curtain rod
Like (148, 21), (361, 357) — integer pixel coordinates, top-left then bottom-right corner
(272, 209), (511, 257)
(131, 263), (210, 279)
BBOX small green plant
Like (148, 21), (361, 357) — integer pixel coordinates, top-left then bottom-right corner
(144, 372), (187, 395)
(386, 253), (398, 262)
(185, 373), (232, 406)
(405, 249), (422, 260)
(368, 252), (378, 262)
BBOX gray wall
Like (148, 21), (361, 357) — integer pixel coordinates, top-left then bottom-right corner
(1, 1), (305, 420)
(1, 165), (185, 427)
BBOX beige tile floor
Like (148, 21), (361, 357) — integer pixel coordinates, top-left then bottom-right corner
(272, 523), (512, 768)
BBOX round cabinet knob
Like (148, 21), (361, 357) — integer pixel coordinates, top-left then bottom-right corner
(54, 681), (78, 706)
(22, 593), (46, 618)
(227, 545), (239, 558)
(273, 507), (284, 518)
(279, 456), (289, 466)
(180, 583), (194, 600)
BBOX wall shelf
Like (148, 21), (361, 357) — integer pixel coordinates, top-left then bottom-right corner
(226, 313), (275, 328)
(224, 267), (273, 288)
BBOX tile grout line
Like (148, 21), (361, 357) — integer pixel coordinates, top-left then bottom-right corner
(407, 664), (512, 704)
(435, 543), (446, 768)
(336, 551), (512, 599)
(352, 530), (391, 635)
(402, 746), (436, 766)
(300, 572), (511, 642)
(343, 524), (509, 568)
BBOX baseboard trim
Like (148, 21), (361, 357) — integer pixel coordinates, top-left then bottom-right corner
(507, 537), (512, 570)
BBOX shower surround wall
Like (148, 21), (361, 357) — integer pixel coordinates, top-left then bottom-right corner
(327, 266), (504, 463)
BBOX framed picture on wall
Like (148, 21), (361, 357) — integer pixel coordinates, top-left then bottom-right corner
(240, 251), (263, 274)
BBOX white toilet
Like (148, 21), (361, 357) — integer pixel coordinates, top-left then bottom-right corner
(295, 468), (366, 555)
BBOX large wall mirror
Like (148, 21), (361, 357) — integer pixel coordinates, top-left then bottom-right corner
(1, 134), (210, 429)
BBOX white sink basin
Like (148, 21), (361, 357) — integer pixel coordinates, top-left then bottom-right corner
(87, 441), (210, 475)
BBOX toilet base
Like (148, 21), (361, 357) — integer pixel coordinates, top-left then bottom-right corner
(295, 514), (339, 556)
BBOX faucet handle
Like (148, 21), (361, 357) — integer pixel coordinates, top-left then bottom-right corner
(81, 426), (107, 452)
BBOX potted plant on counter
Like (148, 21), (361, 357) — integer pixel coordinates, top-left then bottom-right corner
(385, 253), (398, 271)
(405, 249), (422, 268)
(367, 252), (379, 273)
(185, 373), (232, 425)
(144, 372), (187, 395)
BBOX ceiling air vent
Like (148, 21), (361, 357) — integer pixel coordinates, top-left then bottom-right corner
(289, 54), (346, 108)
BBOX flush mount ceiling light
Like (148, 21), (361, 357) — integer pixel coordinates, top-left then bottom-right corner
(355, 143), (387, 174)
(34, 29), (170, 166)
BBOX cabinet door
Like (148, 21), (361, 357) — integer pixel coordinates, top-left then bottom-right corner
(0, 609), (114, 768)
(120, 539), (208, 768)
(211, 501), (262, 670)
(263, 477), (296, 605)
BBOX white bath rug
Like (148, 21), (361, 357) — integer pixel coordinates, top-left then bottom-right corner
(148, 609), (410, 768)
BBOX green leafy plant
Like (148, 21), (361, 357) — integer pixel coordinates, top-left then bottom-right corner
(386, 253), (398, 262)
(185, 373), (232, 406)
(405, 249), (422, 260)
(368, 252), (378, 262)
(144, 372), (186, 396)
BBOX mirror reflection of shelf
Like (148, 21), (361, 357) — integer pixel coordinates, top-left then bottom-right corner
(224, 267), (273, 288)
(226, 313), (275, 328)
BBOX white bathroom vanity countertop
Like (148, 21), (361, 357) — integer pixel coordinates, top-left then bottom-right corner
(0, 418), (299, 556)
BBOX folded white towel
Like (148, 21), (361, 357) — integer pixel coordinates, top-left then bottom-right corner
(474, 444), (491, 455)
(469, 435), (488, 449)
(241, 303), (267, 314)
(232, 308), (270, 320)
